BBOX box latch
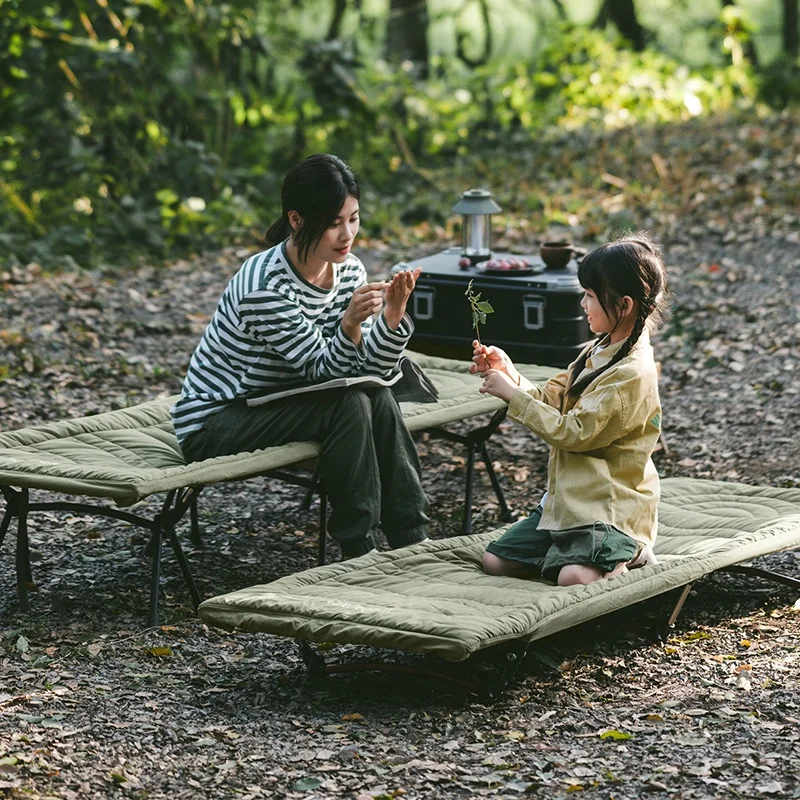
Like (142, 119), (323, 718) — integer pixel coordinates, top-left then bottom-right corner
(413, 287), (436, 320)
(522, 294), (546, 330)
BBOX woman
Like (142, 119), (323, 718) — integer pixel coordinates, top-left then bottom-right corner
(171, 154), (430, 558)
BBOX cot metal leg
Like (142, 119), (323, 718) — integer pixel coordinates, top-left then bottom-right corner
(667, 584), (693, 628)
(722, 564), (800, 590)
(148, 525), (164, 627)
(264, 468), (327, 565)
(189, 494), (202, 547)
(0, 487), (15, 550)
(165, 525), (201, 610)
(426, 408), (509, 536)
(297, 640), (480, 694)
(482, 640), (531, 700)
(463, 443), (476, 535)
(318, 486), (328, 566)
(650, 583), (694, 642)
(301, 461), (322, 512)
(14, 489), (33, 611)
(1, 484), (199, 624)
(147, 487), (202, 625)
(480, 442), (512, 521)
(0, 487), (35, 610)
(145, 490), (177, 559)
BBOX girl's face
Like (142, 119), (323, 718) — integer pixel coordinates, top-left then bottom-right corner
(581, 288), (615, 335)
(311, 194), (360, 263)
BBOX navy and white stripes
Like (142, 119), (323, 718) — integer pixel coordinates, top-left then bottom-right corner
(171, 241), (413, 444)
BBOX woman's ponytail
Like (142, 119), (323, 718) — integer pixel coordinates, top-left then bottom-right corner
(265, 216), (292, 247)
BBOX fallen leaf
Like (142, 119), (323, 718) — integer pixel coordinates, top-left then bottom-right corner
(599, 729), (632, 741)
(146, 647), (173, 658)
(754, 780), (784, 795)
(292, 777), (323, 791)
(737, 673), (752, 691)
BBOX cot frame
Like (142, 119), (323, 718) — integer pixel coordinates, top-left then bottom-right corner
(0, 410), (511, 627)
(293, 562), (800, 698)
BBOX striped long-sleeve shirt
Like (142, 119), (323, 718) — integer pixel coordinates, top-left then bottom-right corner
(171, 241), (413, 444)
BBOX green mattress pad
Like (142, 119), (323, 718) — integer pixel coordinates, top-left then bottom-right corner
(0, 355), (557, 505)
(198, 478), (800, 661)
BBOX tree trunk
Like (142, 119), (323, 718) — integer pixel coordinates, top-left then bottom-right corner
(593, 0), (646, 51)
(455, 0), (493, 68)
(386, 0), (429, 77)
(550, 0), (568, 20)
(327, 0), (347, 41)
(784, 0), (799, 57)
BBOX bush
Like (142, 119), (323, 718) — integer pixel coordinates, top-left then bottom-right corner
(0, 2), (782, 269)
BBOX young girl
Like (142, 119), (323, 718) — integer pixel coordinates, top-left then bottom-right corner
(172, 153), (429, 559)
(473, 233), (668, 585)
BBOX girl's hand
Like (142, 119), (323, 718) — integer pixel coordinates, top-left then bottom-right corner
(469, 340), (520, 383)
(383, 267), (422, 330)
(342, 282), (387, 345)
(479, 369), (518, 402)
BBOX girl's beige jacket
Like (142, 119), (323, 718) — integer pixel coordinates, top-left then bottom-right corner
(508, 330), (662, 547)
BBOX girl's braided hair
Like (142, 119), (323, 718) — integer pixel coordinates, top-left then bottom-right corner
(567, 232), (669, 399)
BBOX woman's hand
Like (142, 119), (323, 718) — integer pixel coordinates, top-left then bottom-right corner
(342, 282), (387, 346)
(479, 369), (518, 402)
(383, 267), (422, 330)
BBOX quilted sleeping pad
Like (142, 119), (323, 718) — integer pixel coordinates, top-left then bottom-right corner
(0, 354), (557, 505)
(199, 478), (800, 661)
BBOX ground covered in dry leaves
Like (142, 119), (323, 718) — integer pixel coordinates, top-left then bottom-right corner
(1, 114), (799, 799)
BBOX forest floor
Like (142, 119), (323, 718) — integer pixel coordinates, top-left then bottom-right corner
(1, 113), (799, 799)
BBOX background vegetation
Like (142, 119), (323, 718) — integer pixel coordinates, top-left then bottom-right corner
(1, 0), (799, 269)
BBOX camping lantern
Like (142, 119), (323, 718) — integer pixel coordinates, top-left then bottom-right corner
(452, 188), (502, 265)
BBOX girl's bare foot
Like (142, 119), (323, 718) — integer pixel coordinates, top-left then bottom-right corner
(604, 561), (629, 579)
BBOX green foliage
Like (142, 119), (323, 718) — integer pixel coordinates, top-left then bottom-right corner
(0, 1), (791, 269)
(465, 279), (494, 344)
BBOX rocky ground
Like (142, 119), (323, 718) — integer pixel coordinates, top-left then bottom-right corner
(1, 114), (799, 799)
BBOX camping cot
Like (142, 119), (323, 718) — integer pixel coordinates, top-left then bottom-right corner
(0, 354), (556, 625)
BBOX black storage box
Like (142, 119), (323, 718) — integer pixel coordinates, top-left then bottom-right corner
(391, 247), (592, 368)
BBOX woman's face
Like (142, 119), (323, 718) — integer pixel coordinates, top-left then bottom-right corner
(312, 194), (360, 263)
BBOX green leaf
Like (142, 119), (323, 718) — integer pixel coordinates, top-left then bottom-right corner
(16, 635), (29, 654)
(477, 301), (494, 313)
(599, 729), (633, 740)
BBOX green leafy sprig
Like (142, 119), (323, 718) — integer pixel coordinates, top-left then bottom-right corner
(465, 279), (494, 351)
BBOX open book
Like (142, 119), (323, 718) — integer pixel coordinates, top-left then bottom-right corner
(246, 357), (439, 407)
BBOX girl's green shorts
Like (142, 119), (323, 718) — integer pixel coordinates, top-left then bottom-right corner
(485, 506), (637, 579)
